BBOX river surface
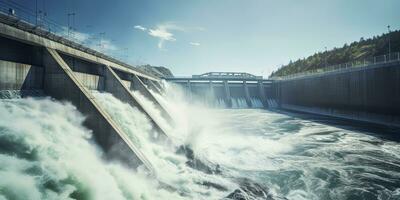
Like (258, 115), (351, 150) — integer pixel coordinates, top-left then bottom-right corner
(0, 85), (399, 200)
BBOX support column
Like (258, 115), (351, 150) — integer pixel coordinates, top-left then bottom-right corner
(104, 65), (170, 140)
(209, 81), (215, 96)
(142, 78), (162, 94)
(258, 80), (267, 108)
(131, 74), (173, 123)
(187, 80), (192, 100)
(243, 81), (252, 107)
(209, 81), (215, 106)
(43, 48), (153, 172)
(224, 80), (232, 107)
(277, 81), (282, 108)
(150, 80), (164, 93)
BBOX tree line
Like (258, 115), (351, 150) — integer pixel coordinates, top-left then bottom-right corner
(270, 29), (400, 77)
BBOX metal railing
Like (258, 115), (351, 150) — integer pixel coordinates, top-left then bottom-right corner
(193, 72), (263, 79)
(0, 0), (156, 79)
(271, 52), (400, 80)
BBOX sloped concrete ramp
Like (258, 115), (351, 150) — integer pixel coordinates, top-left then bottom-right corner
(43, 48), (154, 173)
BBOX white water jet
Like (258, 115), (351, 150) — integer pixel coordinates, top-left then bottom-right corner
(130, 90), (172, 134)
(250, 97), (264, 108)
(231, 97), (248, 109)
(148, 82), (400, 200)
(91, 91), (236, 199)
(0, 97), (182, 200)
(2, 82), (400, 200)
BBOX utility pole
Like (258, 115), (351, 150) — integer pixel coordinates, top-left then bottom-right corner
(387, 25), (391, 56)
(35, 0), (38, 26)
(41, 0), (47, 29)
(67, 12), (76, 38)
(324, 46), (328, 67)
(98, 32), (106, 51)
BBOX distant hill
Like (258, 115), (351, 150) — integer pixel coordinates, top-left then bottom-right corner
(138, 64), (174, 78)
(270, 29), (400, 77)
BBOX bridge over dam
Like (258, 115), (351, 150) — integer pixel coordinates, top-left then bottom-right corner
(165, 72), (276, 108)
(1, 9), (400, 178)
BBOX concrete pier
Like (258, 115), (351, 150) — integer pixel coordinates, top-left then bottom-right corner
(243, 81), (252, 107)
(257, 81), (267, 108)
(104, 65), (170, 140)
(131, 74), (173, 123)
(149, 80), (164, 93)
(0, 60), (43, 91)
(223, 80), (232, 107)
(43, 48), (154, 171)
(0, 18), (171, 171)
(186, 80), (193, 100)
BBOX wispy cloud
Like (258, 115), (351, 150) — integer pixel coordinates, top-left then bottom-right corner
(134, 25), (147, 31)
(189, 42), (200, 46)
(134, 22), (203, 50)
(148, 23), (183, 49)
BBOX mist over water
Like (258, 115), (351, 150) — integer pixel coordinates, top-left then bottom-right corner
(91, 91), (235, 199)
(1, 84), (400, 200)
(0, 97), (179, 200)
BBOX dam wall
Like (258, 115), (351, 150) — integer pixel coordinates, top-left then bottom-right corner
(168, 78), (274, 108)
(0, 18), (173, 172)
(0, 60), (43, 90)
(43, 48), (153, 170)
(275, 60), (400, 127)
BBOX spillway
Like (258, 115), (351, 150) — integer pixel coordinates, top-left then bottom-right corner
(1, 83), (400, 199)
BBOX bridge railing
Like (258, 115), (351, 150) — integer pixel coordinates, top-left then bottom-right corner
(271, 52), (400, 80)
(0, 1), (156, 79)
(165, 76), (267, 81)
(194, 72), (262, 79)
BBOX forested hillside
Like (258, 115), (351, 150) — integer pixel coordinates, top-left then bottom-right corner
(270, 29), (400, 77)
(138, 64), (174, 78)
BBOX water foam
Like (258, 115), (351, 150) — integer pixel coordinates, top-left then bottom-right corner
(0, 97), (182, 200)
(2, 82), (400, 200)
(150, 82), (400, 200)
(91, 91), (236, 199)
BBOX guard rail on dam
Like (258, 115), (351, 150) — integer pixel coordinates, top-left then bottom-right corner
(165, 72), (275, 108)
(272, 52), (400, 128)
(0, 13), (174, 174)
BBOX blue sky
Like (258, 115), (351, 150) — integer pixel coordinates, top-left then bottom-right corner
(12, 0), (400, 76)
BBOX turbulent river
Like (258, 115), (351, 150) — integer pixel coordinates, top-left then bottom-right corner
(0, 84), (400, 200)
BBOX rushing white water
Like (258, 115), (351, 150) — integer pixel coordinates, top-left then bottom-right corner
(231, 98), (248, 109)
(0, 97), (181, 200)
(216, 98), (228, 108)
(91, 91), (236, 199)
(1, 83), (400, 200)
(250, 98), (264, 108)
(151, 82), (400, 200)
(129, 90), (172, 133)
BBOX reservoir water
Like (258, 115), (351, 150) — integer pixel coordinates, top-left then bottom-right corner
(0, 83), (399, 200)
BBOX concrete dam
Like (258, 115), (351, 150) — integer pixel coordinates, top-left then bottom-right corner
(1, 11), (400, 200)
(0, 14), (172, 173)
(165, 72), (275, 108)
(274, 56), (400, 128)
